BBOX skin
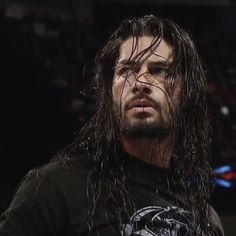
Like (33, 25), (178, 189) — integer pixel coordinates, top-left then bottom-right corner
(112, 36), (182, 168)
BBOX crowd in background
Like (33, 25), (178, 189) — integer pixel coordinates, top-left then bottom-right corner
(0, 8), (235, 169)
(1, 9), (96, 154)
(0, 6), (235, 234)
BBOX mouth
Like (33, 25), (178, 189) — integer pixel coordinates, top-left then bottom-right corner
(128, 99), (155, 110)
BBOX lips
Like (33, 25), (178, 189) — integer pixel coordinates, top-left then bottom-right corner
(128, 99), (155, 110)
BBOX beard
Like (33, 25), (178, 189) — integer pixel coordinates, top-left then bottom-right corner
(113, 94), (173, 140)
(119, 115), (171, 139)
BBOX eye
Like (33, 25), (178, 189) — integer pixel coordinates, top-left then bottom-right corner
(149, 67), (168, 76)
(116, 65), (133, 76)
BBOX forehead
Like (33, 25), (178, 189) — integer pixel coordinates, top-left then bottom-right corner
(118, 36), (173, 63)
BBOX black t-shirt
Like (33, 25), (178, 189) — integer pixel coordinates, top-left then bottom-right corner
(0, 153), (224, 236)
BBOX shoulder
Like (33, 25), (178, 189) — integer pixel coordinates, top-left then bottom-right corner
(29, 153), (90, 196)
(9, 152), (91, 210)
(37, 153), (89, 181)
(207, 205), (225, 236)
(0, 153), (91, 236)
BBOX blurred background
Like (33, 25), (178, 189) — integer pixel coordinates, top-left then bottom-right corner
(0, 0), (235, 234)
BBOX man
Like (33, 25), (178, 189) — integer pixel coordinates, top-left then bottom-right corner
(0, 15), (224, 235)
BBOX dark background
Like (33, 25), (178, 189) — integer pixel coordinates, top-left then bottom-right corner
(0, 0), (235, 234)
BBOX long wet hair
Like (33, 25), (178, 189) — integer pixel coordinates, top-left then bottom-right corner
(55, 15), (213, 234)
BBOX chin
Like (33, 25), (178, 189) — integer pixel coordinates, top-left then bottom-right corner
(128, 114), (160, 126)
(120, 117), (170, 139)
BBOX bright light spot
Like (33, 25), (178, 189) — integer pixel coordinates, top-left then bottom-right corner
(215, 178), (233, 188)
(221, 106), (229, 116)
(213, 165), (232, 174)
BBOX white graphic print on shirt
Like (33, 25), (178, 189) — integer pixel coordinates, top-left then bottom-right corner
(121, 206), (195, 236)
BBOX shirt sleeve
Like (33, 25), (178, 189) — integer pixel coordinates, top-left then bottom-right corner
(0, 170), (68, 236)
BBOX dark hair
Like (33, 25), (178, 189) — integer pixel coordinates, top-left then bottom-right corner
(55, 15), (213, 234)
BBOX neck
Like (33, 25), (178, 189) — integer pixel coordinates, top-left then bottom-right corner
(121, 135), (174, 168)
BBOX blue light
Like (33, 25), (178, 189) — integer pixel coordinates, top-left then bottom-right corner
(215, 178), (234, 188)
(213, 165), (232, 174)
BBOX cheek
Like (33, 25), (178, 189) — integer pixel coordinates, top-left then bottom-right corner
(171, 84), (182, 109)
(112, 83), (121, 108)
(112, 77), (124, 118)
(112, 76), (131, 106)
(159, 79), (182, 109)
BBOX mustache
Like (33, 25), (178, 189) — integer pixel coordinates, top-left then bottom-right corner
(124, 95), (160, 111)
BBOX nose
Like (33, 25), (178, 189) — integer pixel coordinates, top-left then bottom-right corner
(131, 73), (152, 95)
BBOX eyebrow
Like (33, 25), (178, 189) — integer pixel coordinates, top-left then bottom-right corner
(148, 61), (171, 68)
(116, 59), (171, 68)
(116, 59), (137, 68)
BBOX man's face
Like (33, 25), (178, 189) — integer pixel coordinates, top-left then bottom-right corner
(112, 36), (181, 138)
